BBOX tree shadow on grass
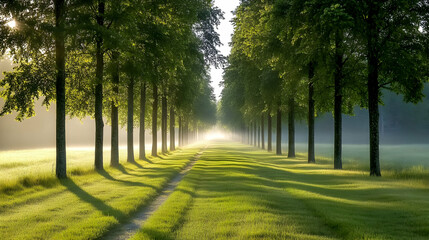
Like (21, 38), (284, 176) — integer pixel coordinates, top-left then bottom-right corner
(116, 164), (130, 174)
(131, 161), (145, 169)
(141, 158), (154, 164)
(96, 169), (156, 189)
(60, 178), (126, 222)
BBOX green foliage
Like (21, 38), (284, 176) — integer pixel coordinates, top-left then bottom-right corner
(0, 0), (222, 132)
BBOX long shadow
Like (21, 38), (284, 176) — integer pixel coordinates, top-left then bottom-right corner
(193, 145), (429, 239)
(141, 158), (154, 164)
(96, 170), (156, 189)
(60, 179), (126, 221)
(131, 161), (145, 169)
(116, 164), (130, 175)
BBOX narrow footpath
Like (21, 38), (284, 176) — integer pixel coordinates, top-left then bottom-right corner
(104, 147), (206, 240)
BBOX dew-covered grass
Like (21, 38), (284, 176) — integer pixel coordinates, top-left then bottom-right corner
(133, 141), (429, 240)
(0, 145), (202, 240)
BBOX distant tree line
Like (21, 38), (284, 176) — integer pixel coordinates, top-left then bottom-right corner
(219, 0), (429, 176)
(0, 0), (220, 178)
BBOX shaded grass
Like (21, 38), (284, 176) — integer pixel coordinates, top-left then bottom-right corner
(0, 145), (202, 240)
(0, 147), (173, 195)
(134, 141), (429, 240)
(0, 147), (150, 194)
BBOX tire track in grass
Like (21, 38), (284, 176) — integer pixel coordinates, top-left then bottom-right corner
(104, 147), (206, 240)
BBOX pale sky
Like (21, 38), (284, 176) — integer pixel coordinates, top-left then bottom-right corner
(211, 0), (240, 101)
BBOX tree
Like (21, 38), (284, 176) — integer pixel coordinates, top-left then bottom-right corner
(358, 0), (429, 176)
(54, 0), (67, 177)
(0, 0), (69, 178)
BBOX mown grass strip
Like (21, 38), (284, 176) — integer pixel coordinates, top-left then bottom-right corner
(134, 141), (429, 240)
(0, 146), (202, 240)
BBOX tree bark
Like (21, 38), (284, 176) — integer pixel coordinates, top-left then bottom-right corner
(151, 83), (158, 157)
(94, 0), (105, 170)
(308, 62), (315, 163)
(127, 78), (135, 163)
(161, 93), (167, 154)
(257, 123), (260, 148)
(170, 106), (175, 151)
(276, 108), (282, 155)
(248, 125), (250, 144)
(334, 30), (343, 170)
(249, 123), (253, 145)
(184, 119), (189, 145)
(139, 82), (146, 160)
(367, 3), (381, 176)
(288, 97), (295, 158)
(54, 0), (66, 178)
(267, 113), (272, 151)
(110, 52), (119, 167)
(253, 122), (257, 147)
(178, 116), (182, 147)
(261, 115), (265, 149)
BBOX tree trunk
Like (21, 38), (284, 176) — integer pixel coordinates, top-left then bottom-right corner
(161, 93), (167, 154)
(139, 82), (146, 160)
(249, 123), (253, 145)
(178, 116), (182, 147)
(261, 115), (265, 149)
(184, 120), (189, 145)
(288, 97), (295, 158)
(54, 0), (66, 178)
(193, 122), (197, 143)
(276, 108), (282, 155)
(334, 30), (343, 170)
(368, 4), (381, 176)
(127, 78), (135, 163)
(308, 62), (315, 163)
(253, 122), (256, 146)
(151, 83), (158, 157)
(110, 52), (119, 167)
(257, 123), (260, 148)
(170, 106), (175, 151)
(248, 125), (250, 144)
(267, 113), (272, 152)
(94, 0), (105, 170)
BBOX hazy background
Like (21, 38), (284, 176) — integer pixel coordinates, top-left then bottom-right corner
(2, 56), (429, 150)
(0, 57), (165, 150)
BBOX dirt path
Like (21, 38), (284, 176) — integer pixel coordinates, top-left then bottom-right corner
(104, 148), (206, 240)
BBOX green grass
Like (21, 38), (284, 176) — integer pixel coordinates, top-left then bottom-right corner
(0, 146), (153, 194)
(133, 141), (429, 240)
(0, 145), (202, 240)
(293, 143), (429, 172)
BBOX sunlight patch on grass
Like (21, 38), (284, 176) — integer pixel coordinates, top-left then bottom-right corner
(0, 146), (202, 240)
(136, 141), (429, 240)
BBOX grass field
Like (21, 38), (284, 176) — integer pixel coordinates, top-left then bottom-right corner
(133, 141), (429, 240)
(1, 140), (429, 239)
(0, 145), (157, 193)
(294, 143), (429, 171)
(0, 145), (202, 240)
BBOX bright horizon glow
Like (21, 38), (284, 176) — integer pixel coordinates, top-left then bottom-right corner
(211, 0), (240, 101)
(205, 130), (226, 140)
(6, 20), (16, 29)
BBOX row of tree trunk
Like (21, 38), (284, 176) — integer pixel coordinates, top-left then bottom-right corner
(53, 0), (197, 178)
(110, 82), (194, 165)
(242, 63), (348, 169)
